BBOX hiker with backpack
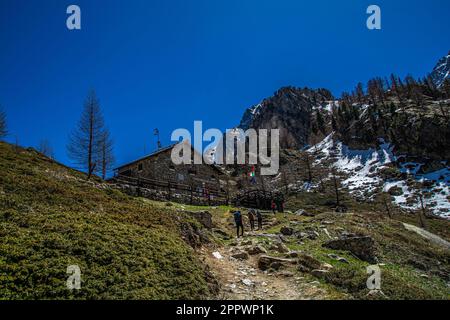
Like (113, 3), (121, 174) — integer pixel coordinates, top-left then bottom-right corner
(247, 209), (256, 231)
(256, 209), (263, 230)
(233, 210), (244, 238)
(271, 200), (276, 214)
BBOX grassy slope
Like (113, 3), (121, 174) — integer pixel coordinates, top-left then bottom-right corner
(0, 142), (213, 299)
(281, 192), (450, 300)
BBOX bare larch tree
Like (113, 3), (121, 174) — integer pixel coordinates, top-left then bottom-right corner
(67, 90), (110, 180)
(38, 139), (54, 159)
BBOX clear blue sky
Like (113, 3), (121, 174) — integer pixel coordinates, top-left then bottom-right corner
(1, 0), (449, 169)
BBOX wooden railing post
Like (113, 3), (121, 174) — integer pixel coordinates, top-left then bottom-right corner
(167, 181), (171, 200)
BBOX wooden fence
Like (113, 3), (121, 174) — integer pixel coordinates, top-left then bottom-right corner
(234, 189), (284, 210)
(110, 174), (230, 206)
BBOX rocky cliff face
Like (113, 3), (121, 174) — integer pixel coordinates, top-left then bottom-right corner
(430, 51), (450, 87)
(335, 101), (450, 162)
(238, 86), (333, 149)
(237, 53), (450, 162)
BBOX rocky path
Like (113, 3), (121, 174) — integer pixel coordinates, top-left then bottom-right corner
(201, 236), (329, 300)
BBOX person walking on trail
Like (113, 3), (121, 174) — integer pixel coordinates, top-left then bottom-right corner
(233, 210), (244, 238)
(256, 209), (263, 230)
(271, 200), (276, 214)
(247, 210), (256, 231)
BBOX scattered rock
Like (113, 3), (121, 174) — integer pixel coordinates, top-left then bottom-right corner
(337, 257), (349, 264)
(247, 245), (267, 255)
(388, 186), (403, 196)
(297, 253), (322, 272)
(258, 255), (297, 271)
(311, 269), (330, 279)
(295, 209), (314, 217)
(186, 210), (213, 229)
(323, 236), (378, 263)
(327, 253), (349, 264)
(366, 290), (387, 298)
(322, 263), (334, 270)
(212, 228), (231, 240)
(270, 242), (289, 253)
(280, 226), (294, 236)
(322, 228), (332, 239)
(180, 221), (207, 248)
(327, 253), (339, 259)
(295, 230), (319, 240)
(295, 232), (308, 239)
(212, 251), (223, 260)
(242, 240), (253, 246)
(242, 279), (254, 286)
(285, 251), (299, 258)
(308, 231), (320, 240)
(232, 251), (249, 260)
(340, 231), (357, 238)
(335, 205), (348, 213)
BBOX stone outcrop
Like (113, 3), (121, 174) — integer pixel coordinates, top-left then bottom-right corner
(257, 255), (297, 271)
(280, 226), (294, 236)
(323, 236), (378, 263)
(232, 251), (250, 260)
(297, 253), (323, 272)
(247, 245), (267, 255)
(187, 210), (213, 229)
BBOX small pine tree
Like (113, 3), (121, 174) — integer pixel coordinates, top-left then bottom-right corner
(316, 110), (325, 134)
(355, 82), (365, 104)
(331, 115), (338, 131)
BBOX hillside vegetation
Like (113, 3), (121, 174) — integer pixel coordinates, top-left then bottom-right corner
(1, 141), (449, 300)
(0, 142), (216, 299)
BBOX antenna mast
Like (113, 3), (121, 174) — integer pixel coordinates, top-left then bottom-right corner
(154, 128), (162, 150)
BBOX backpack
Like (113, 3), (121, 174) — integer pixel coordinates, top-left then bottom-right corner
(233, 211), (242, 223)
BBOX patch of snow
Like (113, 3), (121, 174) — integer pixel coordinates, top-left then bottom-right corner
(307, 133), (334, 159)
(309, 133), (450, 218)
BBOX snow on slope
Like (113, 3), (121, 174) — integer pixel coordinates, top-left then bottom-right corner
(309, 133), (450, 218)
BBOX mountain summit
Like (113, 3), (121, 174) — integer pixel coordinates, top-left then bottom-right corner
(238, 86), (334, 149)
(430, 51), (450, 87)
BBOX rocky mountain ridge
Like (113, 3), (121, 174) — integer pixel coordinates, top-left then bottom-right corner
(430, 51), (450, 87)
(235, 52), (450, 218)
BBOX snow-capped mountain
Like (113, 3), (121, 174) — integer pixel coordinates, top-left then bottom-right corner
(430, 51), (450, 87)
